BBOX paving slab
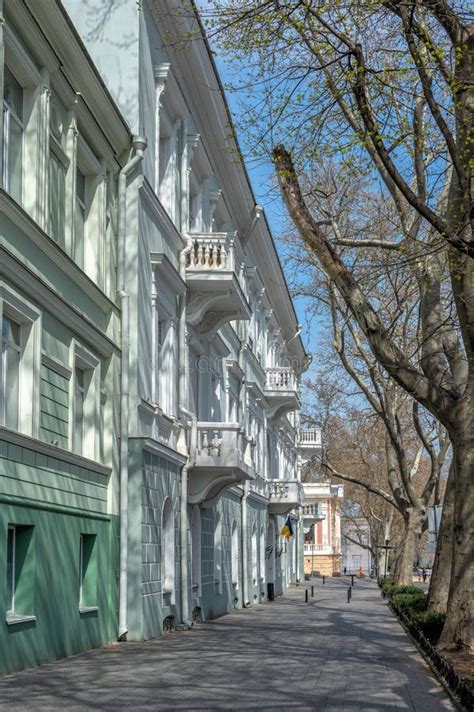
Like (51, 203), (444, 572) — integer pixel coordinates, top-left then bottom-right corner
(0, 578), (454, 711)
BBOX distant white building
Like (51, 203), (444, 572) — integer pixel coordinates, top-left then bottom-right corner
(341, 518), (373, 575)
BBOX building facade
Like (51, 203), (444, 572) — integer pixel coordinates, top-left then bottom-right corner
(0, 0), (131, 673)
(0, 0), (319, 673)
(303, 482), (344, 576)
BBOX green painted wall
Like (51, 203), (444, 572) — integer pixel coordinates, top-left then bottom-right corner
(0, 501), (118, 675)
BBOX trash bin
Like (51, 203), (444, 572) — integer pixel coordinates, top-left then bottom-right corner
(267, 582), (275, 601)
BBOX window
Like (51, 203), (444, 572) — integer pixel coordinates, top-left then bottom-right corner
(5, 524), (35, 623)
(260, 527), (265, 583)
(156, 315), (177, 416)
(48, 148), (66, 246)
(71, 344), (100, 460)
(6, 527), (15, 613)
(73, 366), (85, 454)
(0, 284), (41, 436)
(251, 525), (257, 584)
(0, 315), (21, 430)
(191, 505), (201, 594)
(214, 510), (222, 592)
(74, 168), (86, 268)
(162, 498), (175, 599)
(79, 534), (97, 610)
(231, 521), (239, 588)
(3, 67), (23, 203)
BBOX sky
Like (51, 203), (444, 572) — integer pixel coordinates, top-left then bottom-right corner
(213, 54), (325, 372)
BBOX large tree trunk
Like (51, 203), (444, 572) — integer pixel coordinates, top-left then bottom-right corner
(428, 462), (454, 614)
(393, 507), (425, 586)
(438, 431), (474, 650)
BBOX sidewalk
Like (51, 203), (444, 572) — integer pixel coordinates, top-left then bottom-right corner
(0, 578), (454, 711)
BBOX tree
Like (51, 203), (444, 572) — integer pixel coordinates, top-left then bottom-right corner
(203, 0), (473, 649)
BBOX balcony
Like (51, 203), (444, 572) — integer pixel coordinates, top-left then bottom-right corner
(302, 503), (325, 533)
(264, 367), (300, 419)
(186, 233), (251, 336)
(298, 428), (322, 450)
(268, 479), (304, 516)
(304, 544), (334, 556)
(188, 422), (255, 505)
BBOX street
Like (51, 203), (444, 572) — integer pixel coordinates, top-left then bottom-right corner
(0, 578), (453, 711)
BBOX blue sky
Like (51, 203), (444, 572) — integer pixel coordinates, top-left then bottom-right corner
(213, 55), (324, 365)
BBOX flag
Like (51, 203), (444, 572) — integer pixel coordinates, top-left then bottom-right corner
(281, 516), (293, 539)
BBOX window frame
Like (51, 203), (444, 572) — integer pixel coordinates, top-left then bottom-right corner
(5, 523), (36, 625)
(0, 282), (41, 437)
(7, 525), (16, 614)
(70, 342), (100, 461)
(79, 532), (98, 612)
(2, 65), (24, 204)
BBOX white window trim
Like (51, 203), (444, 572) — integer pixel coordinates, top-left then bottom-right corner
(0, 282), (41, 437)
(7, 525), (16, 614)
(162, 497), (175, 604)
(70, 341), (100, 461)
(214, 509), (223, 593)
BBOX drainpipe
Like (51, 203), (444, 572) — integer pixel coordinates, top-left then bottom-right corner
(241, 481), (250, 606)
(118, 135), (147, 641)
(295, 518), (300, 583)
(178, 238), (194, 627)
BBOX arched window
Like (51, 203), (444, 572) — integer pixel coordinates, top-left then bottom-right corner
(214, 509), (222, 591)
(251, 524), (257, 584)
(191, 505), (201, 594)
(162, 498), (175, 596)
(259, 526), (265, 583)
(231, 520), (239, 588)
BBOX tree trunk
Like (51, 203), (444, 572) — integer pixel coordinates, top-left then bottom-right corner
(438, 433), (474, 650)
(428, 462), (454, 613)
(393, 507), (425, 586)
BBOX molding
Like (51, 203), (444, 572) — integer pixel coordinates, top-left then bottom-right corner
(150, 252), (186, 295)
(5, 614), (37, 626)
(0, 244), (118, 357)
(247, 489), (270, 506)
(141, 178), (186, 251)
(3, 23), (43, 87)
(0, 191), (118, 316)
(134, 437), (188, 466)
(0, 427), (112, 478)
(41, 353), (72, 381)
(0, 493), (111, 521)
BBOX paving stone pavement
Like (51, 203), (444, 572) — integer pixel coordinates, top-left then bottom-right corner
(0, 578), (454, 711)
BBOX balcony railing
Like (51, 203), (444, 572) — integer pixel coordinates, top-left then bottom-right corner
(303, 503), (323, 517)
(304, 544), (334, 555)
(195, 422), (254, 467)
(268, 479), (304, 515)
(298, 428), (322, 447)
(187, 233), (236, 272)
(265, 367), (297, 391)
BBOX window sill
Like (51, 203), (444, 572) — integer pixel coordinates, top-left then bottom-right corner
(79, 606), (99, 614)
(5, 613), (37, 626)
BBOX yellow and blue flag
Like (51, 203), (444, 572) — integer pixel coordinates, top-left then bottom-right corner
(281, 516), (293, 539)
